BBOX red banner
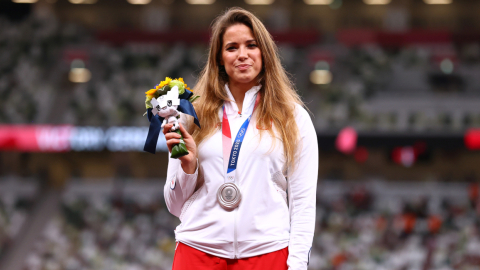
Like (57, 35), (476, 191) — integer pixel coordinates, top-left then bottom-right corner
(0, 125), (72, 152)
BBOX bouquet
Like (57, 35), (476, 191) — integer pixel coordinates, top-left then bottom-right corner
(143, 77), (200, 158)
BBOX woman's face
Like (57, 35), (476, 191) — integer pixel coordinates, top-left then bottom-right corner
(221, 24), (262, 88)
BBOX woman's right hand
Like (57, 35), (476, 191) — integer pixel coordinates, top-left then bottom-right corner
(163, 123), (197, 174)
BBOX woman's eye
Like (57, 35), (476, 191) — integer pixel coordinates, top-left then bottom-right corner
(248, 44), (258, 48)
(227, 46), (236, 51)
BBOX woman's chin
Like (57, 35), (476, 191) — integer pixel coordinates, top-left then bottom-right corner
(231, 76), (257, 86)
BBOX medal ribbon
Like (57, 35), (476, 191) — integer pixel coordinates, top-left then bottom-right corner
(222, 93), (261, 183)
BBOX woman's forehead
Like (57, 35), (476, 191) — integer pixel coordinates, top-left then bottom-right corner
(223, 24), (255, 43)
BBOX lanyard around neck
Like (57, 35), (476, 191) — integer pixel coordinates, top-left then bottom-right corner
(222, 93), (261, 182)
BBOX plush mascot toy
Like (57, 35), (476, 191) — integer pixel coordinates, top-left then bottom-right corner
(144, 77), (200, 158)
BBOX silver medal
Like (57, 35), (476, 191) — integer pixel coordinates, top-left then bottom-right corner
(217, 183), (241, 211)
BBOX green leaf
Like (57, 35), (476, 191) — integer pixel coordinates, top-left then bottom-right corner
(145, 96), (153, 109)
(168, 80), (185, 95)
(157, 85), (170, 97)
(189, 95), (200, 103)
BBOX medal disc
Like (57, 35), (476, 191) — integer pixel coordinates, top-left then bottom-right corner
(217, 183), (241, 211)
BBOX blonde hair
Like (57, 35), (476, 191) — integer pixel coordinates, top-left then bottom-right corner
(192, 7), (304, 169)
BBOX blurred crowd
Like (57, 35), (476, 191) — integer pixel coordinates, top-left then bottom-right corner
(310, 183), (480, 270)
(25, 192), (179, 270)
(0, 179), (37, 260)
(2, 13), (480, 132)
(311, 43), (480, 132)
(19, 181), (480, 270)
(0, 194), (31, 260)
(0, 12), (206, 127)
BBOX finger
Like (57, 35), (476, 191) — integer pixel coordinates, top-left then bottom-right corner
(163, 124), (173, 133)
(178, 123), (191, 139)
(166, 139), (181, 149)
(165, 132), (181, 140)
(162, 124), (173, 135)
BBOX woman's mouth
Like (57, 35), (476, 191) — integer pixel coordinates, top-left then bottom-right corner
(236, 64), (250, 71)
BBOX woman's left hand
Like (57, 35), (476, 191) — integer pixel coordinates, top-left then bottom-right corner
(164, 122), (197, 174)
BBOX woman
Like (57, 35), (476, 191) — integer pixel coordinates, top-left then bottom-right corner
(163, 7), (318, 270)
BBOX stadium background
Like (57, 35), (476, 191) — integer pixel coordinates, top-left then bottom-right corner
(1, 0), (480, 269)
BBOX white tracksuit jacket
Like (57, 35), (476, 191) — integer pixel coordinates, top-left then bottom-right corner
(164, 85), (318, 269)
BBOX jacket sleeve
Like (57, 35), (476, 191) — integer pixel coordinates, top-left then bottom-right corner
(287, 106), (318, 270)
(163, 113), (199, 217)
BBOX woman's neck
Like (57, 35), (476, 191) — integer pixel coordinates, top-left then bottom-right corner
(228, 81), (257, 113)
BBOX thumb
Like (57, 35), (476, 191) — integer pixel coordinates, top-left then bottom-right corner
(178, 122), (191, 139)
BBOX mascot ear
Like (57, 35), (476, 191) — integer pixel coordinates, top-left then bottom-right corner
(170, 86), (179, 96)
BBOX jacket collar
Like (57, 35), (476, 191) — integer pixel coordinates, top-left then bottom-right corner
(224, 83), (262, 117)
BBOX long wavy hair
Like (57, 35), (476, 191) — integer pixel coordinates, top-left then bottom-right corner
(192, 7), (304, 169)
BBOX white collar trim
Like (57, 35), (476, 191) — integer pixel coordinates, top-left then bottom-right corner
(224, 84), (262, 115)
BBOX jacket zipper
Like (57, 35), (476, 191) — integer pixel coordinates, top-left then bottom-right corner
(234, 207), (238, 258)
(233, 112), (241, 259)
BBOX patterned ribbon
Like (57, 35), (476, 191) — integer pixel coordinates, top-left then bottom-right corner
(222, 93), (261, 181)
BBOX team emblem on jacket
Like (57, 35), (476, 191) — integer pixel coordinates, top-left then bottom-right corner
(170, 178), (176, 190)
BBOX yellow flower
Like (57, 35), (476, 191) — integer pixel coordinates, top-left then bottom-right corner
(145, 76), (195, 98)
(176, 77), (192, 91)
(145, 77), (172, 97)
(156, 77), (172, 90)
(145, 88), (157, 97)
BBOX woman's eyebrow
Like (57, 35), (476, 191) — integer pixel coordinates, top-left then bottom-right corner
(224, 40), (257, 48)
(224, 42), (237, 48)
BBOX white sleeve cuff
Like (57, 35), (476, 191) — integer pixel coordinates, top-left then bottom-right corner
(176, 159), (199, 196)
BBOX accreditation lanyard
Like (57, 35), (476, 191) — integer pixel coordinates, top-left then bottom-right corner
(222, 94), (261, 183)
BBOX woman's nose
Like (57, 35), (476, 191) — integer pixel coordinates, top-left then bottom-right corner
(238, 46), (248, 60)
